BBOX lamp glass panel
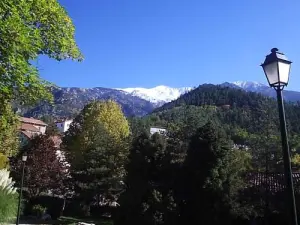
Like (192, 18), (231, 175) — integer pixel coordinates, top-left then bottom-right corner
(263, 62), (279, 86)
(278, 61), (290, 85)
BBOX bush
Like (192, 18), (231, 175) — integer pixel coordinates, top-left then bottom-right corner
(63, 198), (85, 217)
(0, 153), (9, 169)
(0, 169), (18, 223)
(31, 204), (46, 218)
(0, 190), (18, 222)
(27, 196), (65, 219)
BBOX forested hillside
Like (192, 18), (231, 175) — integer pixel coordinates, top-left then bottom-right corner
(150, 84), (300, 135)
(128, 85), (300, 174)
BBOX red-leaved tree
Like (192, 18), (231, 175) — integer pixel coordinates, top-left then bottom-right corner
(11, 134), (69, 199)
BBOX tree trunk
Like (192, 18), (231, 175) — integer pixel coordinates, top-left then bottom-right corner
(60, 198), (66, 217)
(83, 203), (91, 217)
(97, 194), (100, 207)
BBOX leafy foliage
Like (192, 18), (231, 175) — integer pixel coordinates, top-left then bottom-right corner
(0, 0), (82, 167)
(177, 122), (252, 225)
(0, 153), (9, 169)
(0, 190), (18, 223)
(115, 133), (183, 225)
(10, 135), (68, 198)
(0, 100), (19, 156)
(31, 204), (47, 218)
(63, 100), (130, 216)
(116, 122), (251, 225)
(0, 0), (82, 104)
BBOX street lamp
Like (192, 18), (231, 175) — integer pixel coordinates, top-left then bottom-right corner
(16, 153), (27, 225)
(261, 48), (297, 225)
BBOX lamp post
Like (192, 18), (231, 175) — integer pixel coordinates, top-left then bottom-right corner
(261, 48), (298, 225)
(16, 154), (27, 225)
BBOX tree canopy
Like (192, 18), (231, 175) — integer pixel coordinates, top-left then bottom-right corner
(63, 100), (130, 216)
(0, 0), (82, 103)
(10, 134), (68, 199)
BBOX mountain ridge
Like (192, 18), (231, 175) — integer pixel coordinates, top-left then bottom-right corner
(18, 81), (300, 119)
(117, 85), (193, 106)
(117, 81), (300, 104)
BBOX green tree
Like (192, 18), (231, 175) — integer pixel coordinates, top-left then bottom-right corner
(45, 122), (61, 136)
(0, 0), (82, 103)
(178, 122), (251, 225)
(63, 100), (130, 216)
(0, 101), (19, 156)
(115, 132), (183, 225)
(0, 153), (9, 169)
(0, 0), (82, 159)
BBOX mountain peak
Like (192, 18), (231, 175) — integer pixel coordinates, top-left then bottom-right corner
(117, 86), (193, 105)
(232, 81), (266, 89)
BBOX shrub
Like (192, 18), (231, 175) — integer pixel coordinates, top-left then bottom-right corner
(0, 190), (18, 222)
(0, 153), (9, 169)
(0, 169), (18, 223)
(28, 196), (65, 219)
(31, 204), (46, 218)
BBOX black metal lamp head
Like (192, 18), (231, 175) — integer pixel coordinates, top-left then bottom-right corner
(261, 48), (292, 90)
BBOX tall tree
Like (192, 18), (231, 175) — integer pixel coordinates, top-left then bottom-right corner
(10, 135), (68, 199)
(0, 0), (82, 103)
(0, 0), (82, 158)
(0, 101), (19, 156)
(178, 122), (251, 225)
(115, 132), (185, 225)
(63, 100), (130, 216)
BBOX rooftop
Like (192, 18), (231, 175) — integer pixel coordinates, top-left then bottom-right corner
(20, 117), (47, 126)
(20, 123), (40, 132)
(21, 130), (37, 139)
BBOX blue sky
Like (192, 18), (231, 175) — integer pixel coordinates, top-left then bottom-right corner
(38, 0), (300, 90)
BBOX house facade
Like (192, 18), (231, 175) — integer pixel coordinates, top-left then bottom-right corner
(19, 117), (47, 147)
(56, 119), (73, 133)
(150, 127), (167, 136)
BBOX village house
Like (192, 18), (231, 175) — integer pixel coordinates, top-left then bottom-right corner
(55, 119), (73, 133)
(150, 127), (167, 136)
(19, 117), (47, 147)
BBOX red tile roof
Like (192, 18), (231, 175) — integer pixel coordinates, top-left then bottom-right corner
(21, 130), (36, 139)
(20, 123), (40, 132)
(246, 172), (300, 193)
(20, 117), (47, 126)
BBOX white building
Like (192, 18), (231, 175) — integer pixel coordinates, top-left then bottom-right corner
(150, 127), (167, 136)
(56, 119), (73, 133)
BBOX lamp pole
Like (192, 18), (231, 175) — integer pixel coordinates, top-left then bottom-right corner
(276, 88), (298, 225)
(16, 155), (27, 225)
(261, 48), (298, 225)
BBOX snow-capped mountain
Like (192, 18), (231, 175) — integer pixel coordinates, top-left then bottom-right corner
(232, 81), (268, 92)
(118, 85), (193, 106)
(223, 81), (300, 102)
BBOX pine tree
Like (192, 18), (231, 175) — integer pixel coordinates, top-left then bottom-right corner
(178, 122), (250, 225)
(115, 132), (182, 225)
